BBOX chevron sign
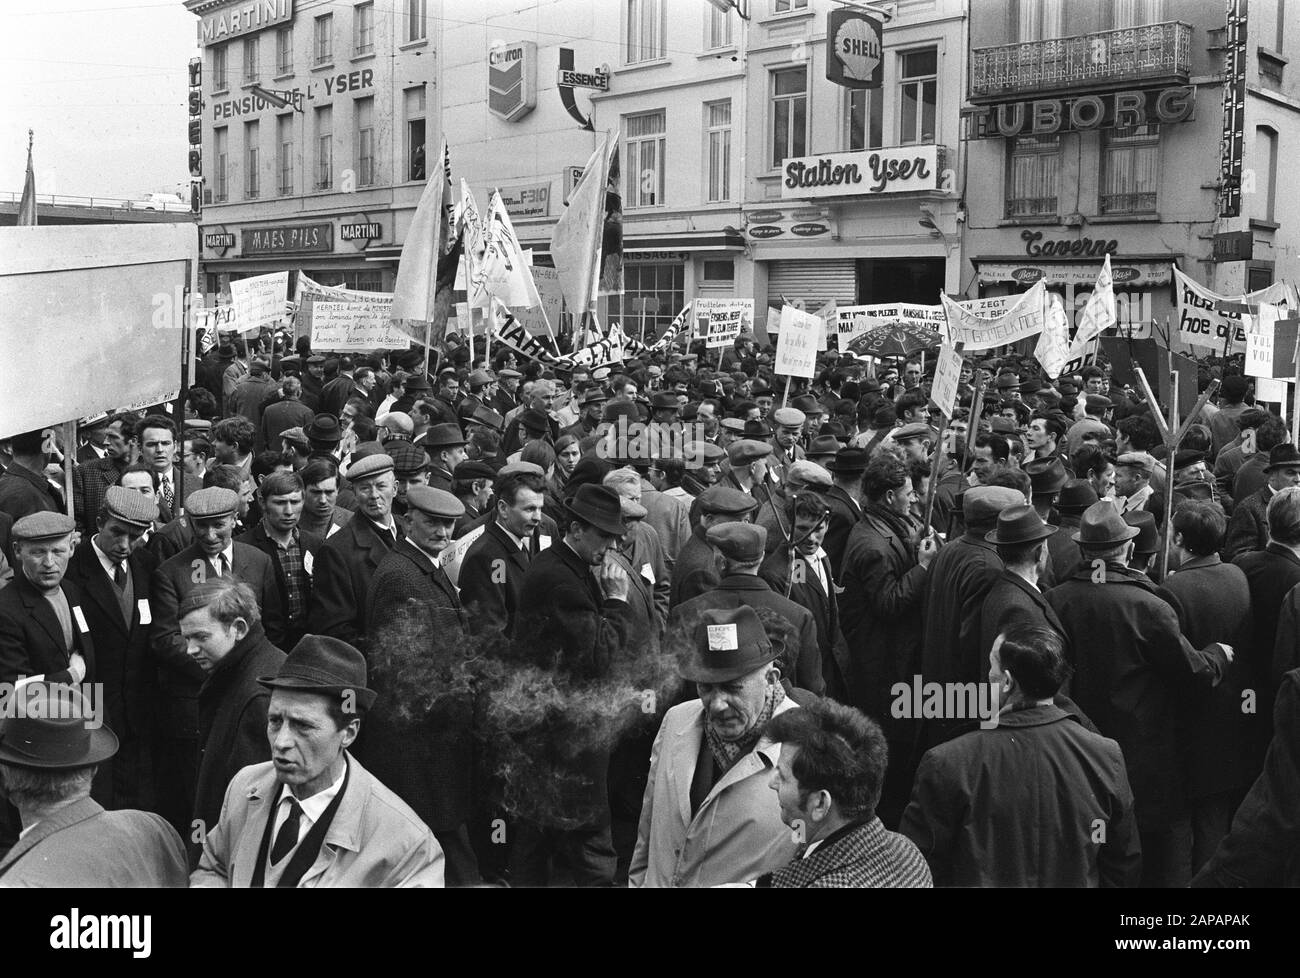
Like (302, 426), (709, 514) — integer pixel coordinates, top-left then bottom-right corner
(488, 40), (537, 122)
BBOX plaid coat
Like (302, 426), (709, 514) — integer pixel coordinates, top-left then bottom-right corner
(763, 818), (932, 888)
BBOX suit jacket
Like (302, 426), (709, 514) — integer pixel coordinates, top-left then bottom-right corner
(920, 530), (1004, 698)
(514, 539), (632, 681)
(0, 797), (187, 887)
(150, 541), (284, 740)
(822, 485), (863, 581)
(669, 524), (720, 609)
(318, 374), (357, 418)
(1046, 513), (1084, 584)
(191, 755), (445, 887)
(1162, 555), (1258, 798)
(0, 572), (95, 685)
(459, 519), (532, 636)
(1046, 562), (1230, 830)
(838, 511), (927, 734)
(259, 398), (315, 453)
(978, 570), (1066, 660)
(72, 456), (127, 533)
(1191, 668), (1300, 887)
(1223, 485), (1271, 562)
(236, 522), (324, 646)
(307, 514), (400, 648)
(193, 624), (286, 841)
(629, 697), (800, 888)
(621, 521), (670, 642)
(901, 704), (1141, 887)
(760, 547), (848, 701)
(1233, 453), (1268, 501)
(669, 574), (825, 696)
(0, 462), (59, 524)
(763, 818), (932, 888)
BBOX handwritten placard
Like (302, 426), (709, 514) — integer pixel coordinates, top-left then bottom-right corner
(310, 299), (409, 350)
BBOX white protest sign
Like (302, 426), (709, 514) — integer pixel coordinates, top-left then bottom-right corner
(310, 300), (410, 350)
(775, 305), (819, 378)
(1174, 267), (1290, 352)
(512, 265), (563, 336)
(1254, 376), (1291, 405)
(929, 344), (963, 418)
(695, 298), (754, 348)
(437, 524), (486, 587)
(230, 271), (289, 333)
(941, 282), (1048, 351)
(836, 299), (1003, 345)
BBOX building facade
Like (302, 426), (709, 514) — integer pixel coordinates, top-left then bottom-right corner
(185, 0), (439, 297)
(961, 0), (1299, 338)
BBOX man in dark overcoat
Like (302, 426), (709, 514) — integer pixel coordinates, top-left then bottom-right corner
(668, 485), (757, 608)
(979, 504), (1065, 657)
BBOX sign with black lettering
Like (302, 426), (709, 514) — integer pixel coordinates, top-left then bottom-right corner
(782, 146), (939, 199)
(825, 8), (882, 89)
(1212, 230), (1253, 263)
(964, 86), (1195, 139)
(243, 223), (334, 255)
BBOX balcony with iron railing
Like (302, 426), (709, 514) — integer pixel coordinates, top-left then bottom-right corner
(970, 21), (1193, 101)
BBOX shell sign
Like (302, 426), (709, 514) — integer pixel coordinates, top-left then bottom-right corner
(826, 9), (883, 89)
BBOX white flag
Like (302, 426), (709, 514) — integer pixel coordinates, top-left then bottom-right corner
(390, 138), (451, 334)
(550, 134), (611, 317)
(474, 189), (543, 309)
(1072, 254), (1115, 348)
(1034, 292), (1073, 379)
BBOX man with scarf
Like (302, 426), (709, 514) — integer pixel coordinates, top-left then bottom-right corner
(630, 606), (799, 887)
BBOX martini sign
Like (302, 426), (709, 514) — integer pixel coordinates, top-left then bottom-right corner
(826, 9), (883, 89)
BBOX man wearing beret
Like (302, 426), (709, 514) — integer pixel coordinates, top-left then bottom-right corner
(192, 636), (445, 887)
(631, 606), (801, 887)
(64, 485), (161, 811)
(919, 486), (1022, 751)
(511, 484), (633, 886)
(309, 452), (403, 648)
(670, 522), (825, 697)
(151, 486), (283, 836)
(670, 485), (759, 608)
(362, 486), (478, 885)
(1046, 502), (1233, 887)
(0, 683), (188, 887)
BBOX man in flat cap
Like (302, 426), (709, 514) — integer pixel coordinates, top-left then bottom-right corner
(767, 407), (807, 489)
(492, 368), (523, 417)
(309, 452), (403, 648)
(721, 438), (774, 505)
(64, 485), (160, 811)
(451, 459), (496, 535)
(670, 521), (825, 697)
(631, 606), (801, 887)
(260, 376), (315, 455)
(1046, 501), (1233, 887)
(670, 485), (759, 609)
(1115, 452), (1157, 515)
(191, 635), (445, 887)
(0, 683), (188, 887)
(562, 388), (608, 444)
(151, 485), (283, 837)
(387, 440), (431, 529)
(362, 486), (477, 885)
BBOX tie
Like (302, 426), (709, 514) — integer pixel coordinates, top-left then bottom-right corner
(113, 562), (127, 590)
(270, 797), (302, 865)
(160, 475), (174, 515)
(211, 555), (225, 578)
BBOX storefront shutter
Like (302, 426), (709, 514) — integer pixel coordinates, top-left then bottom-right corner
(765, 259), (857, 308)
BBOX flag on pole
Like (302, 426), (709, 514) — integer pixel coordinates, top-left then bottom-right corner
(1070, 254), (1115, 348)
(474, 189), (543, 309)
(17, 130), (37, 227)
(390, 138), (457, 344)
(550, 133), (612, 321)
(458, 179), (487, 301)
(650, 303), (693, 351)
(598, 138), (622, 297)
(1034, 292), (1073, 379)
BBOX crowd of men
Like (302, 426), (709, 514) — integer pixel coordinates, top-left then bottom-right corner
(0, 329), (1296, 888)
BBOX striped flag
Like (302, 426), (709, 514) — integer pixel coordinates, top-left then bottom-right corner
(650, 303), (693, 351)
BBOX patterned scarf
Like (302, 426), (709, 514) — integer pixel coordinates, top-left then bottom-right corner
(705, 682), (786, 774)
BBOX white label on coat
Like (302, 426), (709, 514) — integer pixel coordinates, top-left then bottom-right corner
(303, 551), (314, 575)
(137, 599), (152, 625)
(73, 606), (89, 634)
(641, 563), (655, 585)
(707, 623), (738, 651)
(326, 523), (341, 539)
(537, 535), (552, 552)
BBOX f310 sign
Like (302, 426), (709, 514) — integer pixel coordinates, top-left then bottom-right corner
(965, 85), (1194, 138)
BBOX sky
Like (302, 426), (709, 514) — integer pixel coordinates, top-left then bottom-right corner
(0, 0), (197, 201)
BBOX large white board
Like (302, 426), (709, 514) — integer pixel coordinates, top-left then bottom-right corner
(0, 224), (195, 439)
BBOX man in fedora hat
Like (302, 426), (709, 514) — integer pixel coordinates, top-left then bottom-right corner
(192, 635), (445, 887)
(1224, 442), (1300, 561)
(0, 683), (188, 887)
(308, 453), (403, 649)
(362, 486), (478, 886)
(1045, 480), (1098, 584)
(979, 504), (1065, 656)
(63, 486), (160, 812)
(510, 483), (633, 886)
(1046, 501), (1233, 887)
(423, 424), (467, 493)
(823, 447), (867, 579)
(631, 606), (801, 887)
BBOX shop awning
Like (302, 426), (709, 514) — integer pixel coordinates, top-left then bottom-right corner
(974, 256), (1176, 287)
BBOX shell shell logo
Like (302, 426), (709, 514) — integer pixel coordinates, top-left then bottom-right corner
(835, 17), (881, 82)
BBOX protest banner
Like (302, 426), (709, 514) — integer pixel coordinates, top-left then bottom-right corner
(650, 304), (693, 351)
(941, 282), (1048, 351)
(836, 297), (1008, 345)
(775, 305), (820, 379)
(1173, 267), (1290, 352)
(694, 298), (754, 349)
(230, 271), (289, 333)
(437, 524), (485, 586)
(513, 265), (562, 336)
(929, 344), (963, 418)
(310, 300), (410, 350)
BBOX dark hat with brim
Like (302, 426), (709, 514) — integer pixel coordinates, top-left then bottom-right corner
(1056, 479), (1100, 515)
(1265, 443), (1300, 472)
(1023, 456), (1069, 496)
(306, 413), (343, 443)
(1073, 500), (1141, 546)
(0, 684), (118, 770)
(259, 634), (377, 712)
(827, 447), (870, 474)
(986, 503), (1058, 545)
(679, 606), (777, 684)
(564, 483), (629, 536)
(1124, 510), (1160, 555)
